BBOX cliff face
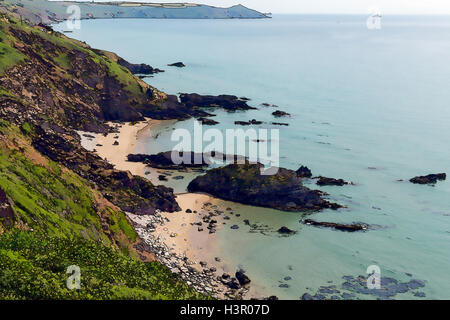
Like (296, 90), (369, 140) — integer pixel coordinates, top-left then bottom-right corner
(0, 16), (206, 299)
(0, 0), (269, 25)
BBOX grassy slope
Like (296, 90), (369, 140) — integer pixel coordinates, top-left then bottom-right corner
(0, 120), (205, 300)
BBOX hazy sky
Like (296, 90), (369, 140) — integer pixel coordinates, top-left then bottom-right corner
(140, 0), (450, 14)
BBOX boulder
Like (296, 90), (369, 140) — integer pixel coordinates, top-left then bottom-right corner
(235, 271), (251, 286)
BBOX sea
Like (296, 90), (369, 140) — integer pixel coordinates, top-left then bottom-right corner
(54, 14), (450, 299)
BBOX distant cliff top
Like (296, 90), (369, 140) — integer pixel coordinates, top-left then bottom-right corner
(0, 0), (270, 25)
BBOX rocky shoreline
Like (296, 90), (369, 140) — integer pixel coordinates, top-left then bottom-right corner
(127, 209), (251, 299)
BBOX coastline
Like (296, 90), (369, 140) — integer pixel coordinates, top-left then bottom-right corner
(79, 119), (252, 299)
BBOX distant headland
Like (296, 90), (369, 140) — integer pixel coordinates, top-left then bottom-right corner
(0, 0), (270, 25)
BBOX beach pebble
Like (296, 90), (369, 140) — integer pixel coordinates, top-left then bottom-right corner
(231, 225), (239, 230)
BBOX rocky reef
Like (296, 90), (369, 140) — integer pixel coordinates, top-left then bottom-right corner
(188, 162), (342, 212)
(410, 173), (446, 184)
(303, 219), (368, 232)
(180, 93), (256, 111)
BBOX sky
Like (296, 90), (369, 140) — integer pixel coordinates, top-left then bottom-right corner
(116, 0), (450, 14)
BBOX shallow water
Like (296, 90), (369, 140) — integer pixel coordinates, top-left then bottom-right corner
(55, 15), (450, 299)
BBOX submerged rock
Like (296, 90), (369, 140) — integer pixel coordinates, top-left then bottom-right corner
(277, 226), (296, 235)
(409, 173), (446, 184)
(187, 162), (341, 212)
(303, 219), (368, 232)
(234, 119), (263, 126)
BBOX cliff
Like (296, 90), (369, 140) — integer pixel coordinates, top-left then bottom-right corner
(0, 14), (209, 299)
(1, 0), (269, 25)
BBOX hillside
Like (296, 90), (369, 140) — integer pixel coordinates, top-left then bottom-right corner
(1, 0), (269, 25)
(0, 14), (209, 299)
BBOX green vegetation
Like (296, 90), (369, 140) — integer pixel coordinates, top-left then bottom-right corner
(0, 121), (205, 299)
(0, 231), (205, 300)
(0, 26), (26, 75)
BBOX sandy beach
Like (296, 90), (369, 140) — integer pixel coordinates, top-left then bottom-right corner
(78, 119), (250, 299)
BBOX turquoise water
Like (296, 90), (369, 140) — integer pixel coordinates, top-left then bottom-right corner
(55, 15), (450, 299)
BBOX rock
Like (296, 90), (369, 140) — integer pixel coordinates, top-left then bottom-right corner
(200, 261), (207, 267)
(185, 209), (192, 213)
(235, 271), (251, 286)
(316, 176), (348, 186)
(234, 119), (263, 126)
(222, 273), (231, 280)
(187, 162), (342, 212)
(271, 122), (289, 126)
(279, 284), (289, 288)
(168, 62), (186, 68)
(301, 293), (314, 300)
(180, 93), (256, 111)
(277, 226), (296, 235)
(410, 173), (446, 184)
(158, 175), (168, 181)
(243, 219), (250, 226)
(296, 165), (312, 178)
(272, 110), (290, 117)
(227, 279), (240, 290)
(117, 56), (164, 74)
(230, 225), (239, 230)
(197, 117), (219, 125)
(173, 176), (184, 180)
(127, 151), (245, 170)
(113, 141), (119, 146)
(266, 296), (279, 300)
(303, 219), (368, 232)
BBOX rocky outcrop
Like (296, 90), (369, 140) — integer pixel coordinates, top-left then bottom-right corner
(187, 162), (342, 212)
(410, 173), (446, 184)
(316, 177), (349, 186)
(127, 151), (246, 170)
(32, 125), (180, 215)
(303, 219), (368, 232)
(168, 62), (186, 68)
(117, 57), (164, 75)
(296, 165), (312, 178)
(179, 93), (256, 111)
